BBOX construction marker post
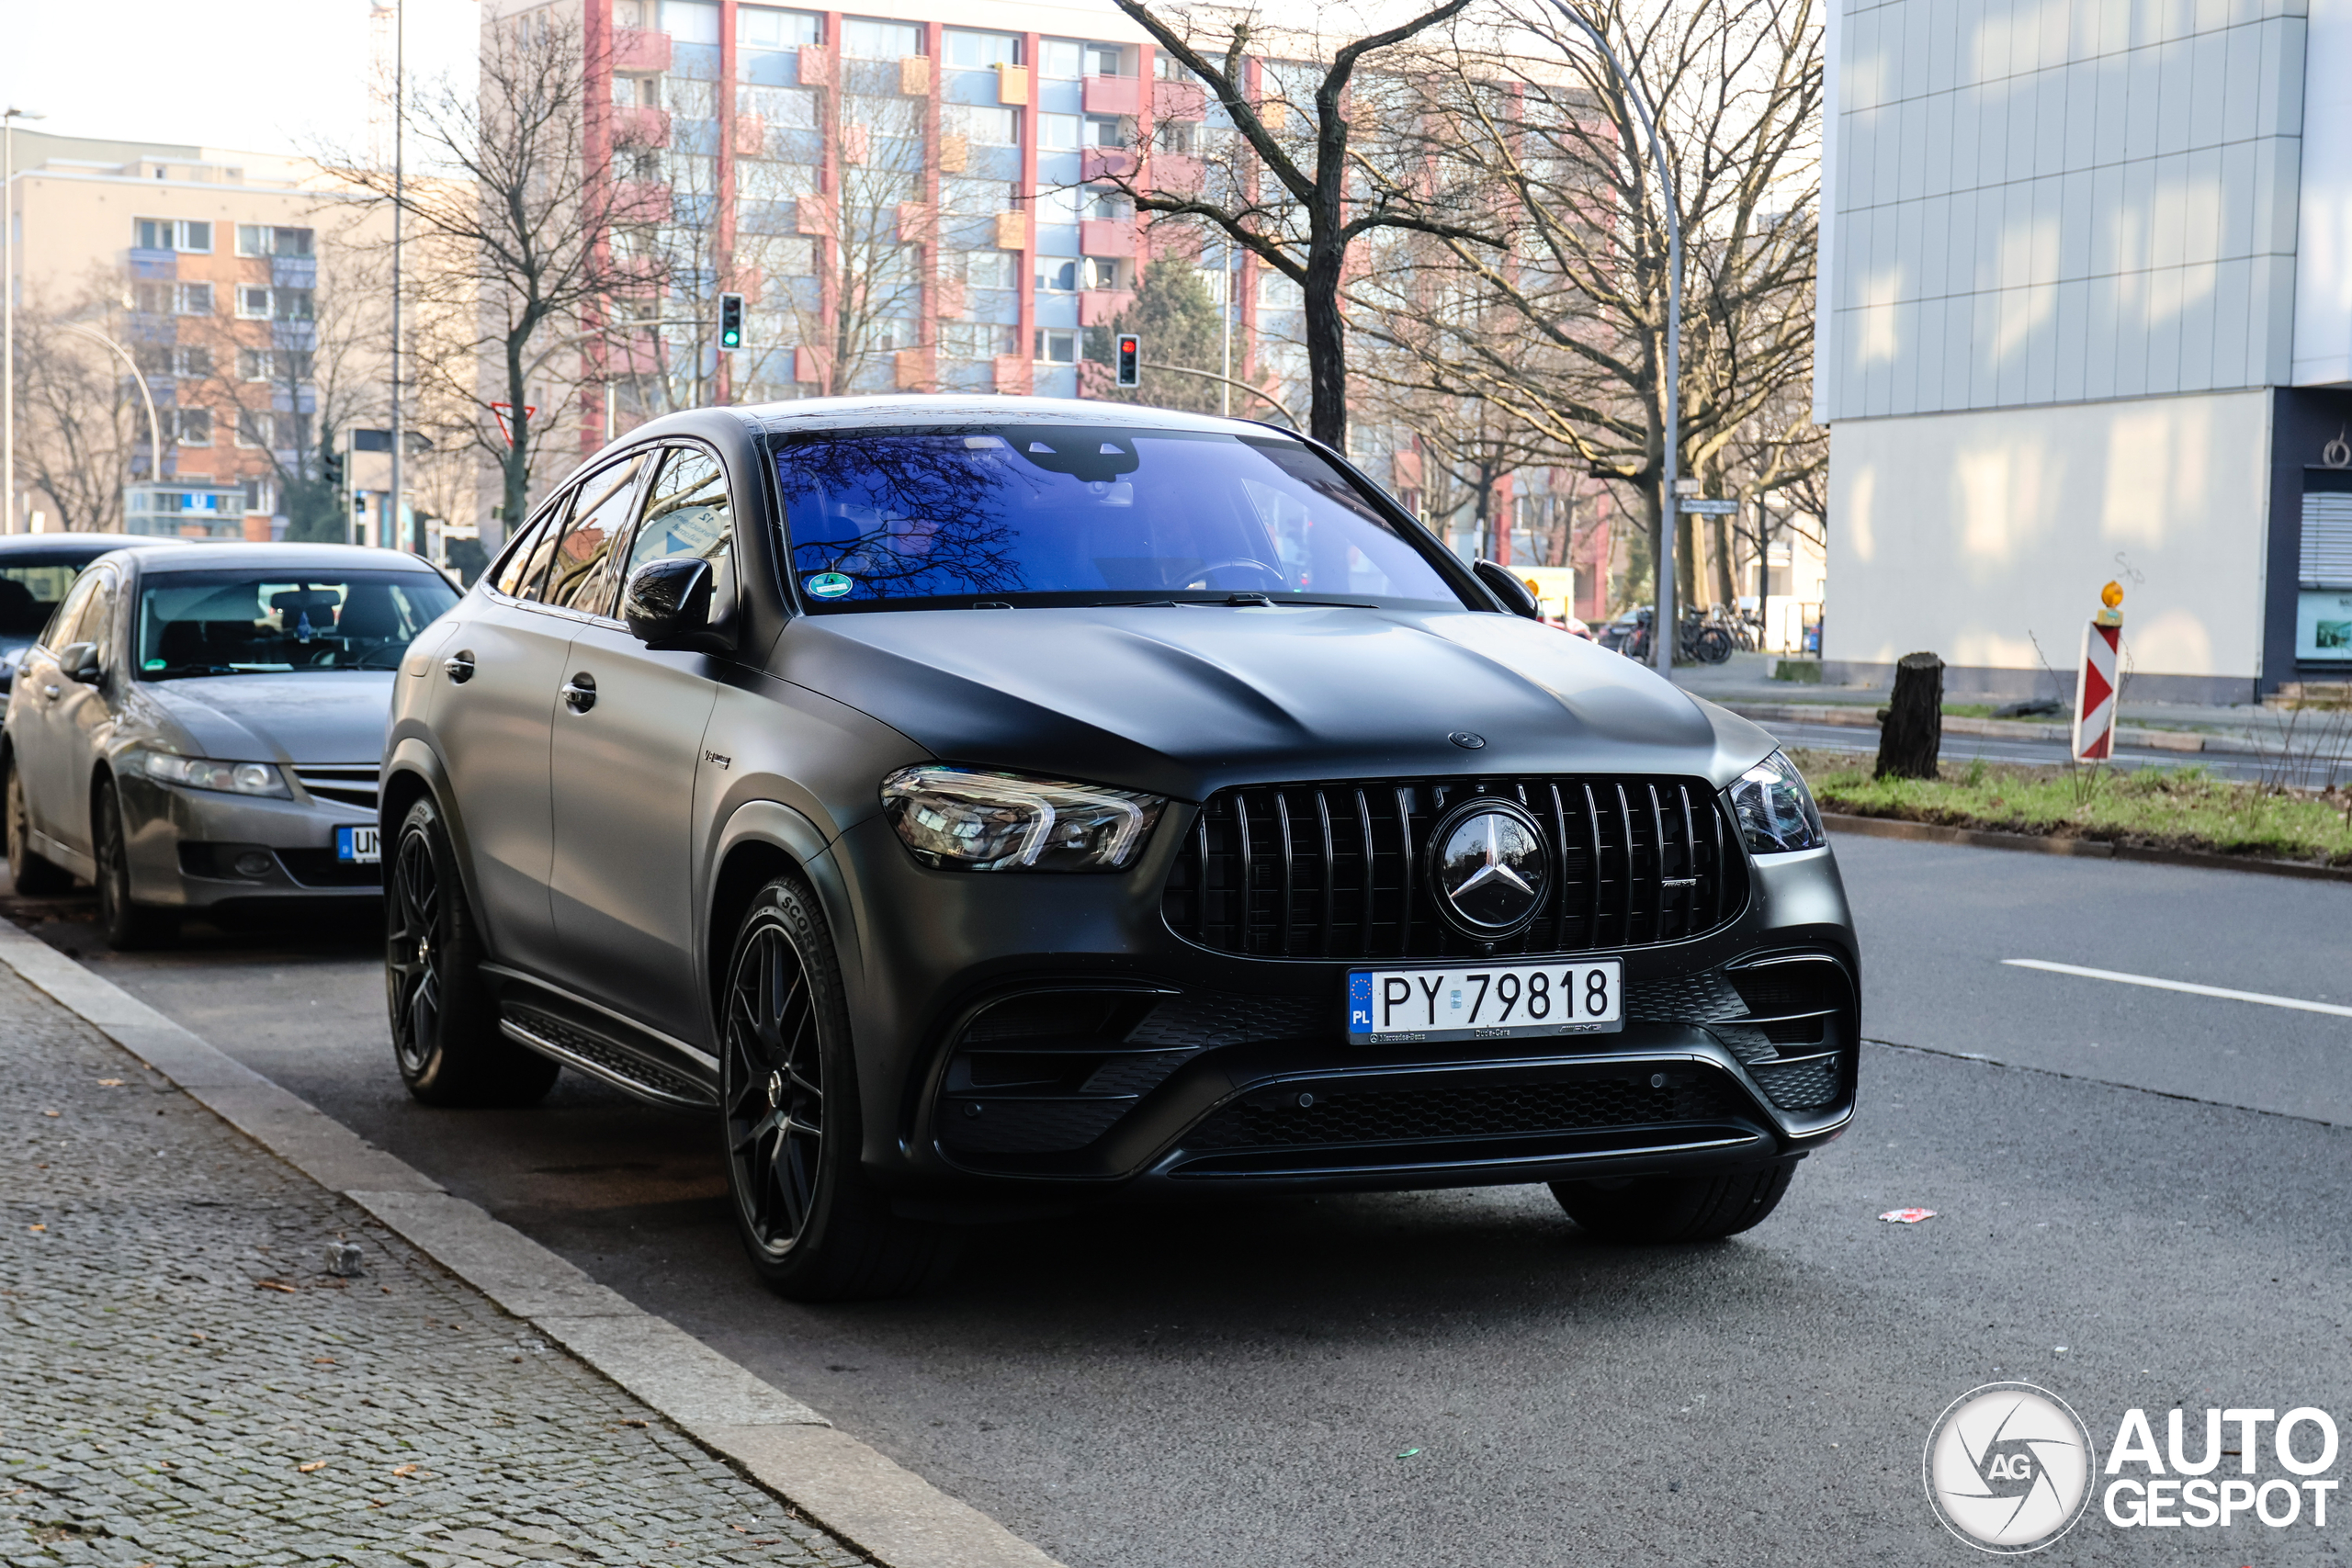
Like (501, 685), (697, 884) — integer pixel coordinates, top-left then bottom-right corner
(2071, 581), (2126, 761)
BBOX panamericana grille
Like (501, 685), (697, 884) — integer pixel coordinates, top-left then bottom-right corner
(1184, 1072), (1746, 1152)
(1162, 775), (1746, 960)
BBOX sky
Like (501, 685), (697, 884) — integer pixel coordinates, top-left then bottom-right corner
(0, 0), (481, 160)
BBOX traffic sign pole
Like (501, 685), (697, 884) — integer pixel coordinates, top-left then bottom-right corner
(2072, 581), (2126, 762)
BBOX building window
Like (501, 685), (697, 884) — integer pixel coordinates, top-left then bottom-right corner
(660, 74), (717, 120)
(1036, 258), (1077, 292)
(1156, 120), (1201, 155)
(139, 281), (215, 316)
(1039, 40), (1082, 79)
(658, 0), (719, 43)
(241, 478), (276, 515)
(135, 218), (211, 253)
(941, 177), (1016, 216)
(943, 28), (1018, 68)
(1088, 44), (1126, 75)
(740, 84), (818, 128)
(944, 105), (1019, 146)
(1034, 327), (1077, 364)
(237, 347), (312, 383)
(238, 286), (271, 320)
(1035, 183), (1083, 224)
(1085, 257), (1121, 289)
(739, 6), (822, 50)
(172, 409), (213, 446)
(1036, 113), (1080, 151)
(1084, 116), (1125, 147)
(841, 18), (921, 59)
(175, 344), (213, 378)
(963, 249), (1019, 289)
(1259, 270), (1304, 309)
(941, 321), (1019, 359)
(1084, 188), (1129, 220)
(236, 410), (273, 448)
(236, 224), (313, 257)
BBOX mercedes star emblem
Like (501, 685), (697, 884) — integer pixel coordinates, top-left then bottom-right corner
(1430, 801), (1549, 934)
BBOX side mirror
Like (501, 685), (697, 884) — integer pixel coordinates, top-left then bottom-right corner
(1472, 559), (1542, 621)
(59, 642), (104, 683)
(621, 557), (714, 648)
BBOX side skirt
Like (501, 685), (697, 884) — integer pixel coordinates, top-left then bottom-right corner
(480, 964), (719, 1111)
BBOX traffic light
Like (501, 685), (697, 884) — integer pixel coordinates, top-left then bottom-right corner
(718, 292), (744, 351)
(1114, 333), (1140, 388)
(321, 443), (344, 490)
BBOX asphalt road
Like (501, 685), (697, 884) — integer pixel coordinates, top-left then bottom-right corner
(9, 839), (2352, 1565)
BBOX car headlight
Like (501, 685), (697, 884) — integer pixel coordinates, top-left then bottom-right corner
(1726, 750), (1824, 854)
(880, 765), (1166, 872)
(127, 750), (292, 799)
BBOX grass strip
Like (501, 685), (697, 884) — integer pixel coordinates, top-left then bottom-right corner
(1786, 748), (2352, 869)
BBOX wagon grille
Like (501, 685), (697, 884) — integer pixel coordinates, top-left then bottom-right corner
(1161, 775), (1747, 961)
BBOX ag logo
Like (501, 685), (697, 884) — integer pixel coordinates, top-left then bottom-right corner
(1924, 1382), (2097, 1553)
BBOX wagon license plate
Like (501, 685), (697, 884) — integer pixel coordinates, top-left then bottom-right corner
(1347, 958), (1623, 1043)
(336, 825), (380, 864)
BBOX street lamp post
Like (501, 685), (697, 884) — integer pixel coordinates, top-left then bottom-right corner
(58, 322), (163, 524)
(5, 107), (50, 537)
(1539, 5), (1682, 677)
(389, 0), (411, 555)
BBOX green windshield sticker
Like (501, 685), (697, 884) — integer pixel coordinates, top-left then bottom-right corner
(144, 659), (166, 671)
(804, 571), (854, 600)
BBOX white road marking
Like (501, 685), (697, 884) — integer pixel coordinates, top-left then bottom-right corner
(2003, 959), (2352, 1019)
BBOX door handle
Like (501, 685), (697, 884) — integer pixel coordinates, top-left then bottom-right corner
(41, 684), (59, 701)
(561, 672), (597, 713)
(443, 650), (475, 683)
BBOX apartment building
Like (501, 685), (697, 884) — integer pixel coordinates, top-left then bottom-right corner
(4, 130), (393, 540)
(1817, 0), (2352, 700)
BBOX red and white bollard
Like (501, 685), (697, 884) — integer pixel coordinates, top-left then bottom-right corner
(2071, 581), (2125, 762)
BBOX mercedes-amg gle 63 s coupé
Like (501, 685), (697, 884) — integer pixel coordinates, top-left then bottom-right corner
(383, 399), (1859, 1300)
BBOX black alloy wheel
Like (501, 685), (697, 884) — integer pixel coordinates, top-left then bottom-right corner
(719, 876), (955, 1300)
(93, 781), (174, 949)
(1551, 1159), (1799, 1244)
(5, 761), (72, 896)
(386, 795), (557, 1107)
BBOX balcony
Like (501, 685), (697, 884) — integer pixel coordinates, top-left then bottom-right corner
(993, 209), (1028, 250)
(730, 113), (763, 157)
(613, 28), (672, 75)
(1083, 74), (1140, 116)
(612, 182), (673, 223)
(894, 345), (935, 390)
(896, 201), (934, 244)
(993, 63), (1029, 106)
(1149, 152), (1203, 195)
(1080, 147), (1138, 183)
(899, 56), (930, 96)
(1078, 288), (1135, 327)
(991, 354), (1032, 395)
(1079, 218), (1136, 258)
(933, 276), (966, 319)
(938, 132), (968, 174)
(797, 46), (832, 86)
(1153, 79), (1205, 121)
(613, 105), (672, 149)
(794, 344), (832, 385)
(797, 193), (835, 237)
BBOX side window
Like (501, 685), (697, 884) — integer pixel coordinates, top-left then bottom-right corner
(542, 455), (648, 616)
(40, 572), (101, 652)
(622, 447), (734, 605)
(496, 500), (571, 600)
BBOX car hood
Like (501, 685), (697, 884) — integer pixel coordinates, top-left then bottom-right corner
(774, 605), (1776, 801)
(133, 672), (394, 765)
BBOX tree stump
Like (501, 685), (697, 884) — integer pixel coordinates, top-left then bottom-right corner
(1875, 651), (1944, 779)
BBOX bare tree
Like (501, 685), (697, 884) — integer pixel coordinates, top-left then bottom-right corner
(1101, 0), (1498, 448)
(335, 9), (669, 534)
(9, 285), (147, 534)
(1354, 0), (1822, 618)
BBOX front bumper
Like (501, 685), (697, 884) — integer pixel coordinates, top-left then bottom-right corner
(119, 772), (380, 910)
(827, 811), (1858, 1198)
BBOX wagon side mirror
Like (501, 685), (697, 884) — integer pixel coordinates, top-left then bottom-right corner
(1473, 559), (1542, 620)
(621, 558), (716, 649)
(59, 642), (103, 683)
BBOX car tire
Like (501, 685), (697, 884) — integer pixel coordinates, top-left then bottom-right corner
(93, 781), (175, 950)
(720, 875), (957, 1301)
(386, 795), (557, 1108)
(1550, 1159), (1798, 1243)
(5, 760), (74, 897)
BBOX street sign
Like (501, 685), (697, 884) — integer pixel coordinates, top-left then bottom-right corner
(2072, 581), (2126, 761)
(1679, 498), (1737, 514)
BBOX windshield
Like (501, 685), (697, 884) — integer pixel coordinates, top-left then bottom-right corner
(771, 426), (1463, 610)
(0, 558), (102, 641)
(136, 570), (458, 678)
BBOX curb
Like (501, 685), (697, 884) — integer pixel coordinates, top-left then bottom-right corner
(1821, 812), (2352, 884)
(0, 920), (1063, 1568)
(1725, 702), (2262, 754)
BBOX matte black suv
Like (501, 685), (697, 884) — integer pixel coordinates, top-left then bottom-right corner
(384, 398), (1859, 1299)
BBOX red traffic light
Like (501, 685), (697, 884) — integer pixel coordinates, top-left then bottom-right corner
(1114, 333), (1140, 388)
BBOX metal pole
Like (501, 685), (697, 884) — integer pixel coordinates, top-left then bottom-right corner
(4, 108), (46, 537)
(1542, 5), (1680, 676)
(59, 324), (160, 521)
(1220, 240), (1232, 419)
(390, 0), (409, 554)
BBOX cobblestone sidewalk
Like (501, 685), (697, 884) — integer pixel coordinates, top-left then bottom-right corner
(0, 964), (866, 1568)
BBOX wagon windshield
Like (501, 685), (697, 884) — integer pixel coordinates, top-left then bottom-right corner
(767, 426), (1464, 610)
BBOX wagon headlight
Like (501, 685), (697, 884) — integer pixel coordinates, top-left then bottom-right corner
(880, 765), (1166, 872)
(127, 749), (292, 799)
(1726, 750), (1824, 854)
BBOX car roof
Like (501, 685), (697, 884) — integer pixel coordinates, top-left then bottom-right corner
(0, 532), (141, 559)
(625, 396), (1301, 445)
(103, 542), (447, 574)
